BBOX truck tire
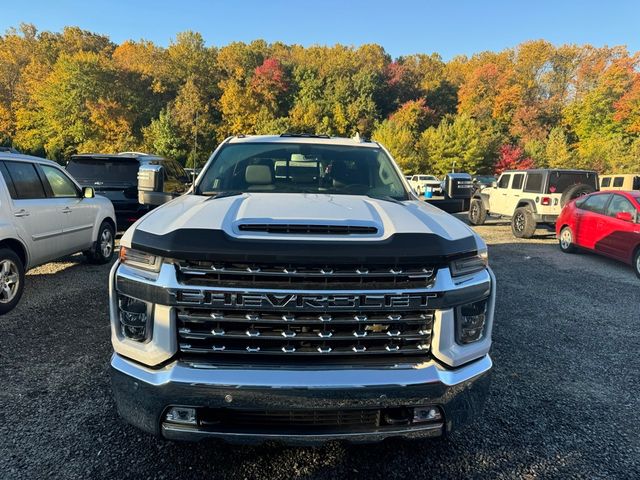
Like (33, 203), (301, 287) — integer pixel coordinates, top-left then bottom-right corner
(560, 184), (595, 207)
(559, 226), (577, 253)
(511, 207), (537, 239)
(468, 199), (487, 225)
(0, 248), (25, 315)
(634, 248), (640, 279)
(85, 221), (115, 264)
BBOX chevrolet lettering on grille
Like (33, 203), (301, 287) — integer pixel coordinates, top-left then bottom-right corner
(169, 290), (436, 310)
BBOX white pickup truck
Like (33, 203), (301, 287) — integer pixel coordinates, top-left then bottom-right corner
(109, 134), (495, 444)
(409, 174), (441, 195)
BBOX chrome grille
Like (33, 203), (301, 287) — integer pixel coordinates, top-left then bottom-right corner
(177, 309), (433, 358)
(175, 261), (436, 290)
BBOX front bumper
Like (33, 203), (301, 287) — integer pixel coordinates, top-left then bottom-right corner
(110, 353), (492, 445)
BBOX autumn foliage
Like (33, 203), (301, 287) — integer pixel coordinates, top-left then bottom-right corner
(0, 24), (639, 174)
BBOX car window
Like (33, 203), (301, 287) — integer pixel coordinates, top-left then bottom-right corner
(4, 161), (46, 199)
(578, 194), (611, 214)
(612, 177), (624, 188)
(497, 174), (511, 189)
(0, 161), (18, 198)
(41, 165), (78, 197)
(512, 173), (524, 190)
(606, 195), (636, 217)
(634, 176), (640, 190)
(548, 171), (598, 193)
(601, 177), (611, 187)
(523, 173), (543, 192)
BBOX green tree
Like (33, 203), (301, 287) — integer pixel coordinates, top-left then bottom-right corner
(417, 115), (487, 175)
(142, 107), (186, 161)
(545, 127), (575, 168)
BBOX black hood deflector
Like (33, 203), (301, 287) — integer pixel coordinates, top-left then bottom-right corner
(131, 229), (477, 265)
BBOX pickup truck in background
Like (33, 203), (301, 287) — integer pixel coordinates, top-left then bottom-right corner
(110, 134), (495, 444)
(66, 152), (190, 229)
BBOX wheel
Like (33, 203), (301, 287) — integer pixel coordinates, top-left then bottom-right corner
(559, 226), (577, 253)
(560, 184), (595, 207)
(468, 199), (487, 225)
(0, 248), (25, 315)
(634, 249), (640, 279)
(85, 221), (115, 264)
(511, 207), (537, 238)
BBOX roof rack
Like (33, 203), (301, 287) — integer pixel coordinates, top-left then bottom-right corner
(280, 133), (331, 139)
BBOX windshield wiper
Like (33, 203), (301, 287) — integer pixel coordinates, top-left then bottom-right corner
(365, 193), (405, 204)
(202, 191), (243, 200)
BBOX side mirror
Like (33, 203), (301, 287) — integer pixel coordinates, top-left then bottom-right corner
(615, 211), (633, 222)
(83, 186), (95, 198)
(138, 164), (172, 206)
(491, 181), (498, 188)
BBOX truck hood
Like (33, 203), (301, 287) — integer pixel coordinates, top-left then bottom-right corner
(121, 193), (481, 261)
(125, 193), (471, 239)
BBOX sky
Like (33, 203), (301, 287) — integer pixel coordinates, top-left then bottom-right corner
(1, 0), (639, 59)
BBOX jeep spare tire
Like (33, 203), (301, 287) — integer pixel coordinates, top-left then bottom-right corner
(560, 184), (595, 207)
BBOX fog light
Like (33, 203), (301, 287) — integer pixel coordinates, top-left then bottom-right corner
(456, 299), (488, 344)
(413, 406), (442, 423)
(165, 407), (197, 425)
(118, 295), (152, 342)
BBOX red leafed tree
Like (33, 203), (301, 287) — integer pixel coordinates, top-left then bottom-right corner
(494, 145), (535, 175)
(251, 58), (288, 102)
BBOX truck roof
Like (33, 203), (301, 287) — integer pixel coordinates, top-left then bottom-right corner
(227, 134), (380, 149)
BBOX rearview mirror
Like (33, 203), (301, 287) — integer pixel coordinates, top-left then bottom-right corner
(615, 211), (633, 222)
(83, 186), (95, 198)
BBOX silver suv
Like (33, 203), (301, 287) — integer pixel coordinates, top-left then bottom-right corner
(0, 152), (117, 314)
(469, 169), (598, 238)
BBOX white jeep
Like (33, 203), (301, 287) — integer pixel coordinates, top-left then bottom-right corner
(468, 169), (598, 238)
(0, 152), (117, 314)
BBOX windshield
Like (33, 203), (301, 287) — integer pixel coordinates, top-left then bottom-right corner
(196, 143), (409, 200)
(66, 158), (139, 184)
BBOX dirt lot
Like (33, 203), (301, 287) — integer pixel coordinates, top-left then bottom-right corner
(1, 217), (639, 479)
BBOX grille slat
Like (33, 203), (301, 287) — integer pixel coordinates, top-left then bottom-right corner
(176, 261), (435, 290)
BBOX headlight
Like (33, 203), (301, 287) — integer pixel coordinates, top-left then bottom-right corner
(455, 298), (488, 344)
(119, 246), (162, 272)
(118, 294), (153, 342)
(450, 248), (488, 277)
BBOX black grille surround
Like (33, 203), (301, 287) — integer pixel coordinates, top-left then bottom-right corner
(174, 259), (436, 362)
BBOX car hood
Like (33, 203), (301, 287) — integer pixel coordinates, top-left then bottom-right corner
(120, 193), (481, 260)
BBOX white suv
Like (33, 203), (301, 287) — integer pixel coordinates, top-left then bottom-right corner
(469, 169), (598, 238)
(0, 152), (116, 314)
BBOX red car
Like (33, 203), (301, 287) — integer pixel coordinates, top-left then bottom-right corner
(556, 190), (640, 278)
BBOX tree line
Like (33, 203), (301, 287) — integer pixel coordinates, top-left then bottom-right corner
(0, 24), (639, 175)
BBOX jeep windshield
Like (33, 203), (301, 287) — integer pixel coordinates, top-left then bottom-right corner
(196, 143), (409, 200)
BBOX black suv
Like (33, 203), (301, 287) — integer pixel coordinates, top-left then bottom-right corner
(67, 152), (189, 229)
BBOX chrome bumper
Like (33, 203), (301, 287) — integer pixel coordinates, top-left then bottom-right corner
(110, 353), (492, 445)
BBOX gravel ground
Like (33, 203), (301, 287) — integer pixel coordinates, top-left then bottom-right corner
(1, 218), (639, 479)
